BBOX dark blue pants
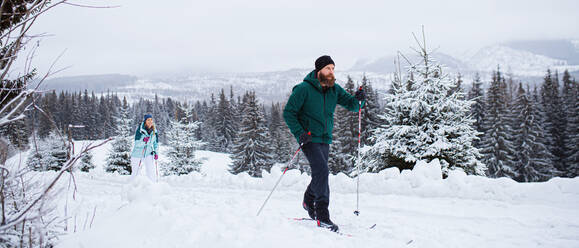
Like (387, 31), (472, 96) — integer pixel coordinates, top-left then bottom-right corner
(302, 143), (330, 204)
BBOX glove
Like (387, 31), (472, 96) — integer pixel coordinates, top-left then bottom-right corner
(143, 137), (150, 142)
(154, 154), (158, 160)
(299, 132), (312, 147)
(355, 87), (365, 101)
(151, 151), (158, 160)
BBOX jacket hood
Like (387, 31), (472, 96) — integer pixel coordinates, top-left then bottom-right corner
(304, 70), (323, 92)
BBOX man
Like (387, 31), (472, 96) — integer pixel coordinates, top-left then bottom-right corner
(283, 55), (365, 232)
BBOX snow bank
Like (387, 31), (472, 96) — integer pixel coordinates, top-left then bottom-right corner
(5, 145), (579, 206)
(156, 153), (579, 205)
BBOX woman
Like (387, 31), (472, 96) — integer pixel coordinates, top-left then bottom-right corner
(130, 114), (159, 182)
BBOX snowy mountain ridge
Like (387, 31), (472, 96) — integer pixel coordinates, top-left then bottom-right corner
(41, 39), (579, 102)
(466, 45), (577, 77)
(352, 39), (579, 80)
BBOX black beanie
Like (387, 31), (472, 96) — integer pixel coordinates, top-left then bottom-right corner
(315, 55), (335, 73)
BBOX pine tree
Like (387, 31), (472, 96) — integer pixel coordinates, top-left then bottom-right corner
(562, 71), (578, 176)
(79, 150), (95, 172)
(541, 69), (566, 175)
(269, 103), (292, 163)
(105, 97), (133, 175)
(449, 72), (464, 98)
(214, 88), (237, 152)
(367, 41), (484, 176)
(512, 83), (556, 182)
(562, 70), (579, 178)
(201, 94), (220, 151)
(467, 73), (485, 148)
(151, 94), (170, 144)
(330, 76), (357, 174)
(85, 92), (99, 140)
(27, 131), (68, 171)
(97, 95), (107, 139)
(360, 74), (381, 147)
(2, 117), (28, 150)
(79, 89), (91, 139)
(70, 92), (83, 139)
(57, 91), (70, 132)
(37, 91), (57, 138)
(230, 91), (273, 177)
(480, 69), (518, 178)
(164, 103), (203, 175)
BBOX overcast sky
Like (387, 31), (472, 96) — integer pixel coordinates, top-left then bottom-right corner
(20, 0), (579, 77)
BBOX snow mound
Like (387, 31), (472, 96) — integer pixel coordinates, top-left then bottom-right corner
(121, 177), (172, 205)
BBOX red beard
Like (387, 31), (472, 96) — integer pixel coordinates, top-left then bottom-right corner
(319, 72), (336, 89)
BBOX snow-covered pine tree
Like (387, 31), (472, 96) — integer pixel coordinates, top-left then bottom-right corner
(360, 74), (381, 147)
(269, 103), (292, 163)
(27, 130), (68, 171)
(106, 93), (120, 138)
(512, 83), (556, 182)
(70, 92), (83, 139)
(78, 90), (90, 139)
(540, 69), (566, 174)
(164, 103), (203, 175)
(37, 91), (57, 139)
(329, 76), (357, 175)
(152, 94), (168, 144)
(201, 94), (220, 151)
(79, 150), (95, 172)
(105, 97), (133, 175)
(366, 36), (484, 176)
(1, 117), (28, 149)
(214, 88), (237, 152)
(87, 92), (100, 140)
(97, 95), (108, 139)
(467, 73), (485, 148)
(230, 91), (273, 177)
(561, 70), (578, 177)
(480, 69), (518, 178)
(449, 72), (464, 98)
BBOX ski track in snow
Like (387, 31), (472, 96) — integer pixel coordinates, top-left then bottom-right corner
(6, 145), (578, 248)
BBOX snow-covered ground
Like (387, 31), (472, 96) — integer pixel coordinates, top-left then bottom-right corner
(5, 141), (579, 248)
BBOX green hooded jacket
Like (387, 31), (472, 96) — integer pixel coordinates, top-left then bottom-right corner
(283, 70), (364, 144)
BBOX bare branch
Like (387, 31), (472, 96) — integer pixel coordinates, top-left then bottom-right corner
(63, 2), (121, 9)
(397, 51), (413, 66)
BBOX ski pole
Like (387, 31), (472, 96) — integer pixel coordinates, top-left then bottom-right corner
(257, 134), (309, 217)
(354, 86), (363, 216)
(152, 128), (159, 183)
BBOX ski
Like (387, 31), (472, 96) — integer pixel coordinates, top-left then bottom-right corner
(290, 217), (376, 237)
(291, 217), (377, 230)
(290, 218), (352, 236)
